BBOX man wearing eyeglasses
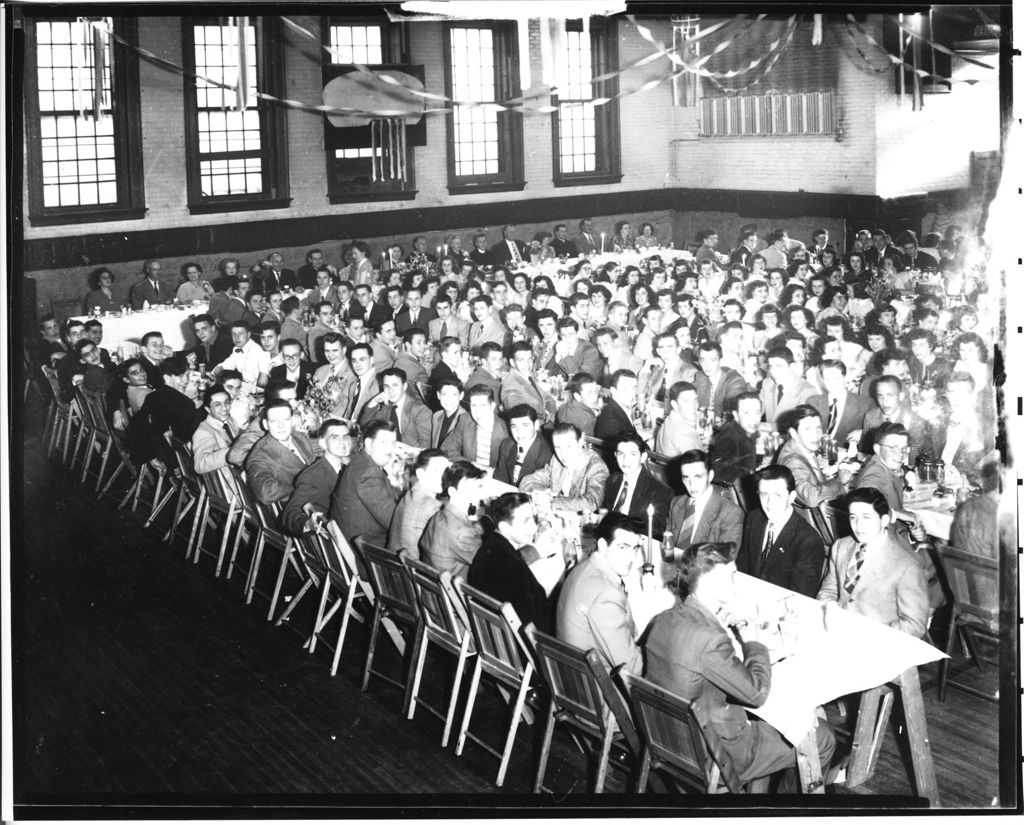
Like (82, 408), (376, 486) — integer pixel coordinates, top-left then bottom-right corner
(269, 338), (315, 400)
(556, 512), (646, 675)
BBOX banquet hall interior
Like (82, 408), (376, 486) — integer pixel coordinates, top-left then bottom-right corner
(7, 2), (1018, 816)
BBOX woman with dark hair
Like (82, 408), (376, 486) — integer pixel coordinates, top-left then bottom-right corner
(635, 221), (659, 249)
(743, 279), (769, 320)
(574, 259), (594, 279)
(597, 261), (620, 284)
(217, 257), (241, 279)
(175, 261), (215, 303)
(349, 240), (374, 286)
(778, 283), (806, 309)
(529, 231), (555, 263)
(628, 283), (654, 325)
(752, 303), (782, 351)
(783, 305), (818, 346)
(844, 250), (869, 285)
(816, 245), (840, 271)
(953, 332), (990, 389)
(512, 272), (533, 306)
(611, 220), (634, 253)
(814, 286), (850, 324)
(83, 267), (120, 314)
(646, 541), (836, 789)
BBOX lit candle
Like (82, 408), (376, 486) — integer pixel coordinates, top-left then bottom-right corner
(443, 243), (449, 257)
(600, 232), (605, 254)
(437, 245), (442, 259)
(382, 251), (388, 271)
(646, 503), (654, 565)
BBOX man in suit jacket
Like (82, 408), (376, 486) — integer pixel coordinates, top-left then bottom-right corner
(556, 512), (646, 674)
(493, 405), (553, 487)
(207, 278), (248, 329)
(432, 396), (471, 458)
(394, 286), (438, 335)
(556, 372), (601, 437)
(710, 391), (763, 485)
(280, 419), (352, 536)
(191, 384), (239, 476)
(451, 386), (508, 470)
(501, 342), (556, 423)
(693, 342), (749, 416)
(258, 253), (299, 293)
(637, 333), (696, 408)
(777, 405), (852, 508)
(353, 284), (391, 331)
(858, 375), (935, 466)
(594, 370), (640, 443)
(806, 360), (874, 446)
(592, 327), (644, 388)
(420, 461), (486, 580)
(393, 330), (430, 393)
(467, 296), (509, 352)
(521, 423), (609, 514)
(760, 346), (816, 430)
(818, 488), (929, 638)
(735, 465), (826, 598)
(468, 492), (554, 633)
(269, 339), (316, 400)
(549, 223), (577, 259)
(337, 343), (380, 423)
(329, 421), (400, 547)
(244, 400), (317, 504)
(128, 260), (167, 309)
(488, 224), (528, 266)
(428, 296), (470, 347)
(665, 450), (744, 560)
(553, 318), (603, 379)
(358, 367), (433, 449)
(646, 542), (836, 785)
(601, 433), (673, 536)
(190, 314), (233, 370)
(388, 448), (450, 557)
(462, 342), (504, 404)
(573, 218), (600, 257)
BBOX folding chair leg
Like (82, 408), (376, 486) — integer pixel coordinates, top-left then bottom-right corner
(404, 625), (428, 720)
(79, 431), (97, 483)
(277, 575), (315, 629)
(307, 578), (333, 650)
(635, 748), (653, 793)
(455, 658), (484, 757)
(94, 442), (112, 492)
(361, 603), (386, 692)
(496, 670), (533, 787)
(441, 640), (472, 749)
(593, 723), (616, 793)
(246, 533), (267, 604)
(532, 698), (558, 792)
(330, 582), (360, 677)
(185, 492), (207, 560)
(263, 539), (291, 616)
(216, 500), (239, 576)
(145, 479), (177, 528)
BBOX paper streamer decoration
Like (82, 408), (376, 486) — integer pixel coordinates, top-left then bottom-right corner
(235, 16), (249, 113)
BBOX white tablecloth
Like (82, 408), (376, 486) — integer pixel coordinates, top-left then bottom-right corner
(73, 304), (207, 354)
(630, 572), (945, 746)
(906, 499), (956, 542)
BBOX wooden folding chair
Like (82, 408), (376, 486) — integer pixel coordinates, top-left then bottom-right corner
(356, 540), (420, 701)
(276, 526), (368, 677)
(619, 670), (746, 794)
(164, 438), (207, 557)
(731, 473), (760, 513)
(40, 366), (75, 464)
(453, 578), (537, 787)
(193, 466), (245, 576)
(527, 628), (632, 794)
(70, 387), (98, 481)
(402, 556), (476, 747)
(935, 544), (999, 703)
(23, 347), (47, 404)
(80, 388), (124, 493)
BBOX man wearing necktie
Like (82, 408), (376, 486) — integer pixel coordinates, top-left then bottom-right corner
(807, 360), (874, 446)
(129, 259), (166, 309)
(736, 465), (825, 598)
(489, 224), (526, 266)
(493, 404), (553, 487)
(574, 217), (599, 256)
(191, 384), (238, 475)
(665, 449), (743, 564)
(244, 398), (316, 504)
(817, 487), (928, 638)
(358, 367), (432, 449)
(776, 404), (851, 508)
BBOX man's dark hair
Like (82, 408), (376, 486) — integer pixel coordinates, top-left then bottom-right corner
(441, 460), (486, 497)
(754, 463), (796, 493)
(845, 486), (890, 517)
(595, 511), (646, 546)
(678, 449), (710, 469)
(489, 491), (532, 527)
(505, 403), (538, 423)
(202, 383), (229, 407)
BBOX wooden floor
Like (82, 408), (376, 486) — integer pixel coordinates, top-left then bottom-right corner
(11, 400), (1009, 816)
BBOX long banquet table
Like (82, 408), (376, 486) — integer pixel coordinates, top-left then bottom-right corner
(73, 303), (207, 354)
(627, 570), (946, 802)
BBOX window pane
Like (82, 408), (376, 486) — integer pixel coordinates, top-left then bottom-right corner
(329, 24), (384, 64)
(449, 27), (503, 179)
(192, 20), (265, 196)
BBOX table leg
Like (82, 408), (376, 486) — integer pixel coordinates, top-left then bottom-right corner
(895, 666), (940, 807)
(795, 724), (824, 794)
(847, 685), (894, 787)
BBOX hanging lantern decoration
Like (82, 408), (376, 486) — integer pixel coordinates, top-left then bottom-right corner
(235, 16), (250, 113)
(322, 69), (426, 185)
(671, 15), (700, 107)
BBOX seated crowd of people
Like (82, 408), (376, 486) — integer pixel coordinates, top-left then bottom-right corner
(35, 216), (1002, 792)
